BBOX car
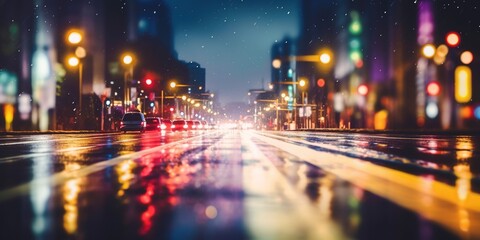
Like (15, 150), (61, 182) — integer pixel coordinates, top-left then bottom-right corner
(160, 119), (172, 131)
(193, 120), (203, 130)
(171, 119), (188, 131)
(145, 117), (161, 131)
(186, 120), (196, 130)
(120, 112), (146, 133)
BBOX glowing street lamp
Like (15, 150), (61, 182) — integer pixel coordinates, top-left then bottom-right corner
(121, 53), (135, 111)
(272, 59), (282, 69)
(319, 53), (332, 64)
(122, 54), (133, 65)
(67, 30), (82, 45)
(68, 56), (80, 67)
(66, 30), (85, 123)
(299, 79), (306, 87)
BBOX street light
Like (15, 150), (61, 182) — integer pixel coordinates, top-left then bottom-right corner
(67, 30), (82, 44)
(319, 53), (331, 64)
(66, 30), (85, 127)
(121, 53), (135, 112)
(123, 55), (133, 65)
(169, 81), (192, 118)
(297, 78), (310, 129)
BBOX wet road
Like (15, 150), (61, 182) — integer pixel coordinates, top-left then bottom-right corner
(0, 130), (479, 239)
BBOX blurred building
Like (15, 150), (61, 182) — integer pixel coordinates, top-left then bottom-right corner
(0, 0), (199, 131)
(0, 0), (34, 131)
(185, 61), (206, 95)
(268, 0), (480, 130)
(271, 36), (295, 94)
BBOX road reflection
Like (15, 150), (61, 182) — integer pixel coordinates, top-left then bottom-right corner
(63, 178), (80, 234)
(1, 131), (477, 239)
(30, 154), (53, 239)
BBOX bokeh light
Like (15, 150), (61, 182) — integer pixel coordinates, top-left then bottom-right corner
(446, 32), (460, 47)
(460, 106), (473, 119)
(68, 56), (79, 67)
(474, 106), (480, 120)
(426, 82), (440, 96)
(75, 47), (86, 58)
(455, 66), (472, 103)
(319, 53), (331, 64)
(272, 59), (281, 69)
(426, 102), (439, 119)
(317, 78), (325, 88)
(358, 84), (368, 96)
(422, 44), (436, 58)
(67, 31), (82, 44)
(460, 51), (473, 65)
(122, 54), (133, 65)
(299, 79), (306, 87)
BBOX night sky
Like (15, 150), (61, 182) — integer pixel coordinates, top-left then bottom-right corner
(164, 0), (300, 104)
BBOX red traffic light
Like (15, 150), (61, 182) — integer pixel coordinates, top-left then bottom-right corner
(317, 78), (325, 88)
(145, 78), (153, 85)
(426, 82), (440, 96)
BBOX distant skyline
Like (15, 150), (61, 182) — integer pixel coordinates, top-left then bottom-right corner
(165, 0), (300, 104)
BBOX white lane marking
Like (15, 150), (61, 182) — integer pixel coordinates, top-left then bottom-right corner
(250, 131), (480, 239)
(241, 132), (347, 240)
(0, 133), (118, 146)
(0, 132), (220, 203)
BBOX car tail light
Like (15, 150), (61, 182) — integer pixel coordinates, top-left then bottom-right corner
(161, 124), (166, 130)
(183, 124), (188, 129)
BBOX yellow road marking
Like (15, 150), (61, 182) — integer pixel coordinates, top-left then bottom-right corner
(251, 131), (480, 239)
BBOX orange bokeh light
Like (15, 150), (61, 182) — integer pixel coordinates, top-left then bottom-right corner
(460, 51), (473, 65)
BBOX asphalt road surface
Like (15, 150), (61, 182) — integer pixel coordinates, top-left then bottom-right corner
(0, 129), (479, 240)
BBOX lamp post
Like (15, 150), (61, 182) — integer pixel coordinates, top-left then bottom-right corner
(298, 79), (308, 129)
(66, 30), (85, 128)
(269, 78), (308, 130)
(272, 50), (334, 129)
(122, 53), (135, 113)
(170, 81), (192, 118)
(67, 56), (83, 114)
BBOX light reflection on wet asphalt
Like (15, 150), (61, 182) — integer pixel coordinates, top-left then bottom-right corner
(0, 130), (476, 239)
(269, 131), (480, 189)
